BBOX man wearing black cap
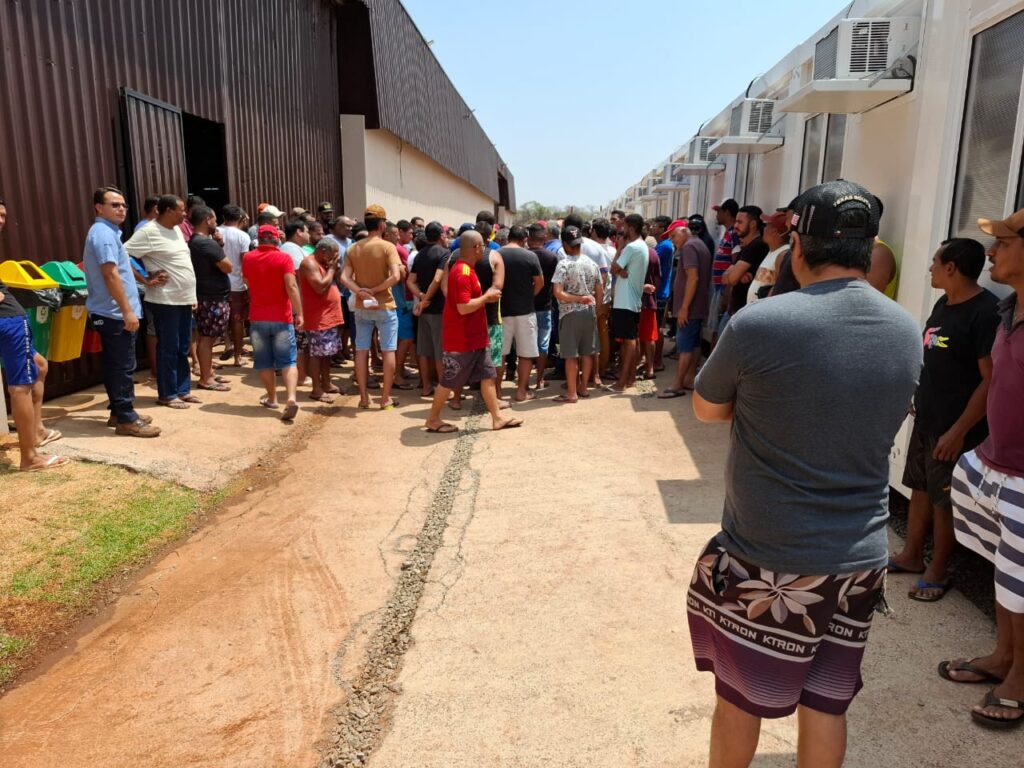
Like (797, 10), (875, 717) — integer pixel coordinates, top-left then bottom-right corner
(686, 181), (921, 767)
(316, 202), (335, 233)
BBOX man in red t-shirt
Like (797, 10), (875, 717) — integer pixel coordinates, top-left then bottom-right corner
(424, 230), (523, 434)
(242, 224), (304, 421)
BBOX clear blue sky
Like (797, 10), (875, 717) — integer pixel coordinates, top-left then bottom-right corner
(402, 0), (851, 209)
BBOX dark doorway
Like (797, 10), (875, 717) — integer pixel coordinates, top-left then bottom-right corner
(182, 113), (229, 216)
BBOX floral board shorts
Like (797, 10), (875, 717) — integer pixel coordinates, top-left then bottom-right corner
(686, 537), (885, 719)
(197, 299), (230, 338)
(306, 327), (341, 358)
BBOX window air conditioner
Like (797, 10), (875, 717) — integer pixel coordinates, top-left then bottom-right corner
(729, 99), (777, 137)
(814, 18), (920, 80)
(688, 137), (719, 163)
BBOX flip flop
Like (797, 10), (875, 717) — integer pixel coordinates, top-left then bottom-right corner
(358, 401), (371, 410)
(887, 559), (926, 574)
(909, 579), (951, 602)
(281, 402), (299, 421)
(22, 454), (70, 472)
(972, 691), (1024, 730)
(214, 375), (229, 384)
(38, 428), (62, 447)
(426, 423), (458, 434)
(658, 389), (687, 399)
(381, 399), (399, 410)
(553, 394), (578, 403)
(197, 382), (231, 392)
(180, 395), (203, 404)
(310, 393), (337, 404)
(493, 418), (524, 431)
(393, 382), (416, 390)
(938, 658), (1005, 685)
(158, 399), (190, 410)
(259, 396), (280, 410)
(448, 401), (463, 411)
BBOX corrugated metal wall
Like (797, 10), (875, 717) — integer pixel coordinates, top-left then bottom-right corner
(359, 0), (515, 210)
(0, 0), (342, 270)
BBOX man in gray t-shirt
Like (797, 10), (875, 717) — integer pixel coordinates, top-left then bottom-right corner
(685, 181), (921, 767)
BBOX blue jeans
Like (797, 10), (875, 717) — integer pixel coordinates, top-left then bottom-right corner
(355, 309), (399, 352)
(90, 313), (140, 423)
(535, 309), (553, 355)
(250, 321), (297, 370)
(147, 303), (193, 401)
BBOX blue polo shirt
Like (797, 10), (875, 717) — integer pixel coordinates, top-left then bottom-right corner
(656, 238), (674, 301)
(83, 217), (142, 320)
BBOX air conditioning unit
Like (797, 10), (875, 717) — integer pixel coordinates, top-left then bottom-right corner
(689, 136), (718, 164)
(729, 99), (777, 137)
(815, 18), (920, 80)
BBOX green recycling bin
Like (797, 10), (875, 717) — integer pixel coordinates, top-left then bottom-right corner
(0, 260), (60, 359)
(40, 261), (89, 362)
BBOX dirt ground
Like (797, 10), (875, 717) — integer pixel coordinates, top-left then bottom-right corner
(0, 373), (1018, 768)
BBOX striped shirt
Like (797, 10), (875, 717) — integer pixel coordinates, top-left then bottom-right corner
(713, 227), (739, 287)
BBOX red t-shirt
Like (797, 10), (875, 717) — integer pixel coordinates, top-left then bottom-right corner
(442, 259), (488, 353)
(242, 245), (294, 323)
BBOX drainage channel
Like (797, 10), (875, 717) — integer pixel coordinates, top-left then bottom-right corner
(319, 407), (483, 767)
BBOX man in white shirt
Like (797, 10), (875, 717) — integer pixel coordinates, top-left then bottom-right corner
(747, 210), (791, 305)
(280, 221), (310, 271)
(124, 195), (199, 409)
(217, 205), (251, 366)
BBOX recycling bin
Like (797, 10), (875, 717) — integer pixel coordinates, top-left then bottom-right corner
(0, 260), (59, 359)
(40, 261), (89, 363)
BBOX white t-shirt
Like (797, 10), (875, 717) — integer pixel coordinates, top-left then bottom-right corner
(124, 223), (196, 305)
(584, 238), (615, 304)
(217, 225), (250, 292)
(747, 245), (789, 306)
(280, 242), (305, 271)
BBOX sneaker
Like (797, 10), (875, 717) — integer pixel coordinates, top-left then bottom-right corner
(107, 414), (154, 427)
(114, 420), (161, 438)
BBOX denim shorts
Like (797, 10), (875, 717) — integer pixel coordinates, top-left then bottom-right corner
(355, 309), (398, 352)
(535, 309), (553, 355)
(250, 321), (297, 370)
(676, 319), (704, 354)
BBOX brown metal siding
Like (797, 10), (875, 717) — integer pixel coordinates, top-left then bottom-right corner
(0, 0), (342, 271)
(359, 0), (515, 209)
(0, 0), (342, 397)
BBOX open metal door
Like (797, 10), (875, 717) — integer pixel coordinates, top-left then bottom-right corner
(119, 88), (188, 221)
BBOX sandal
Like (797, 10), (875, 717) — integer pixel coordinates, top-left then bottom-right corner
(310, 393), (337, 403)
(938, 658), (1005, 685)
(38, 428), (62, 447)
(281, 402), (299, 421)
(887, 559), (925, 575)
(909, 579), (950, 602)
(657, 389), (687, 399)
(493, 418), (524, 431)
(426, 423), (458, 434)
(197, 382), (231, 392)
(259, 396), (280, 410)
(553, 394), (578, 403)
(393, 382), (416, 390)
(22, 454), (70, 472)
(380, 399), (399, 411)
(158, 398), (190, 410)
(180, 395), (203, 404)
(972, 691), (1024, 730)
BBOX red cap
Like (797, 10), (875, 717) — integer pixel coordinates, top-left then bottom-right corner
(257, 224), (279, 239)
(760, 210), (789, 230)
(663, 219), (688, 237)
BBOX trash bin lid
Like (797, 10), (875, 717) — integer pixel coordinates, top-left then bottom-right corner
(39, 261), (88, 290)
(0, 260), (59, 290)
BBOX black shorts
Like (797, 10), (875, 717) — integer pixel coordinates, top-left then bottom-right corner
(902, 422), (956, 508)
(610, 308), (640, 341)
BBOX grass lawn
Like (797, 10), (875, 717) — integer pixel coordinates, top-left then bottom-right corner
(0, 460), (210, 687)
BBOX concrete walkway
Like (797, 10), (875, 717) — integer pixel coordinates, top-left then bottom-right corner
(0, 373), (1016, 767)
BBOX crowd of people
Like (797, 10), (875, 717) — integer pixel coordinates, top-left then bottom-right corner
(2, 174), (1024, 760)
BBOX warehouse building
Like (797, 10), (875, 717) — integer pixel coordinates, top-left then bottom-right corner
(0, 0), (514, 396)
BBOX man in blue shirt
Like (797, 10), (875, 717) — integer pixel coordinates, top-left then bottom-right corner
(653, 215), (676, 368)
(82, 186), (161, 437)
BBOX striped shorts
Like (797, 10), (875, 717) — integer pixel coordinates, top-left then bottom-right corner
(951, 449), (1024, 613)
(687, 538), (884, 718)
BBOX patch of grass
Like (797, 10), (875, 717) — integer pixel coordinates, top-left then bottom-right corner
(5, 484), (200, 607)
(0, 633), (31, 686)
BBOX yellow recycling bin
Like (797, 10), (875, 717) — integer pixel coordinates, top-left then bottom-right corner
(40, 261), (89, 363)
(0, 260), (59, 359)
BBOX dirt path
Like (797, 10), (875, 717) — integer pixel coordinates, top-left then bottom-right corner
(1, 380), (1018, 767)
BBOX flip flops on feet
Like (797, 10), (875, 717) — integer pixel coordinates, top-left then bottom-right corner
(493, 418), (524, 431)
(553, 394), (578, 403)
(909, 579), (951, 602)
(22, 454), (70, 472)
(937, 658), (1005, 685)
(38, 428), (62, 447)
(972, 691), (1024, 730)
(159, 398), (190, 410)
(425, 423), (458, 434)
(259, 396), (280, 410)
(887, 558), (925, 574)
(198, 382), (231, 392)
(658, 388), (687, 399)
(281, 402), (299, 421)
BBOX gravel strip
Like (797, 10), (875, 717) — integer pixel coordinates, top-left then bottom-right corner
(319, 406), (484, 767)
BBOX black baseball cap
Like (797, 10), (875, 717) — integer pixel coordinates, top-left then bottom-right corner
(424, 221), (445, 242)
(687, 213), (706, 230)
(561, 225), (583, 246)
(790, 180), (880, 240)
(713, 198), (739, 216)
(317, 201), (334, 213)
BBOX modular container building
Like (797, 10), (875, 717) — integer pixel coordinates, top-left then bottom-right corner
(608, 0), (1024, 494)
(0, 0), (514, 398)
